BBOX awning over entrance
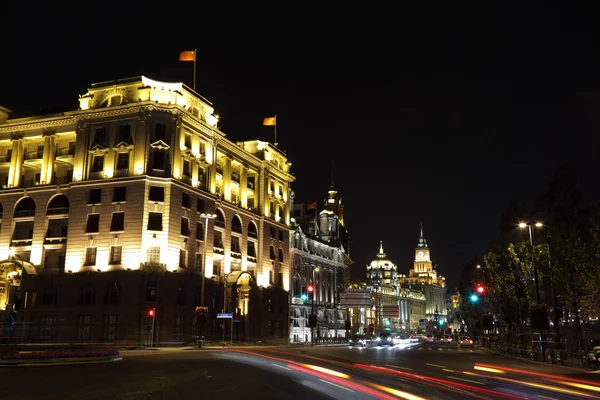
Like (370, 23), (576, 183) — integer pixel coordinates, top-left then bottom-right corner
(0, 259), (38, 275)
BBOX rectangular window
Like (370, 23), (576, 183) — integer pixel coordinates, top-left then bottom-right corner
(278, 230), (284, 241)
(180, 217), (190, 236)
(196, 222), (204, 240)
(116, 152), (129, 170)
(88, 189), (102, 204)
(247, 241), (256, 257)
(183, 160), (191, 177)
(93, 128), (107, 146)
(231, 236), (241, 253)
(182, 192), (190, 208)
(77, 315), (94, 340)
(149, 186), (164, 202)
(179, 249), (187, 268)
(197, 198), (205, 212)
(91, 155), (104, 172)
(113, 186), (127, 202)
(110, 212), (125, 232)
(146, 247), (160, 265)
(155, 123), (166, 142)
(84, 247), (97, 265)
(214, 230), (223, 248)
(85, 214), (100, 233)
(269, 246), (276, 260)
(152, 151), (165, 170)
(109, 246), (122, 264)
(213, 260), (222, 277)
(195, 253), (203, 272)
(147, 212), (162, 231)
(184, 133), (192, 148)
(118, 125), (131, 143)
(103, 315), (119, 340)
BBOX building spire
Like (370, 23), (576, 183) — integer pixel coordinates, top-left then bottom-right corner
(376, 240), (387, 258)
(418, 222), (428, 248)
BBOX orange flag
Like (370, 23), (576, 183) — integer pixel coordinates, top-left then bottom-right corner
(179, 50), (196, 62)
(263, 116), (276, 126)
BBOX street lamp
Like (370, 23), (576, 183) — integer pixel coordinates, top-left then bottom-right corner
(519, 221), (544, 361)
(311, 267), (319, 345)
(199, 213), (217, 307)
(519, 222), (543, 304)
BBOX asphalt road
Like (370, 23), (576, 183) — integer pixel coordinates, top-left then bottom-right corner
(0, 341), (598, 400)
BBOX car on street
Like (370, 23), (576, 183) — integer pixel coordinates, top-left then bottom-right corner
(459, 336), (474, 347)
(349, 334), (367, 347)
(440, 335), (453, 343)
(377, 333), (394, 346)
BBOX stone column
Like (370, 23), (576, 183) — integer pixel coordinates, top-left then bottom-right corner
(8, 138), (23, 187)
(240, 164), (248, 208)
(223, 156), (232, 202)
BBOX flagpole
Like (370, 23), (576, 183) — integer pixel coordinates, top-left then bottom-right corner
(193, 48), (197, 92)
(274, 114), (278, 147)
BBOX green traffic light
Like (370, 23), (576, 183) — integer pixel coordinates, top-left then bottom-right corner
(301, 294), (308, 301)
(470, 294), (479, 302)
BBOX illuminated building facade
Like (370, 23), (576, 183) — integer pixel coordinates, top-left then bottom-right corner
(398, 225), (447, 324)
(365, 242), (426, 335)
(289, 187), (350, 343)
(0, 76), (294, 344)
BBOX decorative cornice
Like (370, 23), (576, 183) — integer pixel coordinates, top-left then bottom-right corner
(0, 116), (75, 134)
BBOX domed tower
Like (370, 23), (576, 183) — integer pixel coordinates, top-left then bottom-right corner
(318, 183), (349, 252)
(366, 241), (398, 295)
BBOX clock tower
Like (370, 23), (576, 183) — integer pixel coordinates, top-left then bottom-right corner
(414, 222), (432, 273)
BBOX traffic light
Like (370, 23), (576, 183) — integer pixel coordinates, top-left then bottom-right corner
(307, 285), (314, 302)
(470, 294), (479, 302)
(148, 308), (155, 317)
(476, 284), (485, 295)
(301, 287), (308, 302)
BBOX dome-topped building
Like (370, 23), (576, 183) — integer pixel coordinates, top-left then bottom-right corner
(366, 241), (397, 295)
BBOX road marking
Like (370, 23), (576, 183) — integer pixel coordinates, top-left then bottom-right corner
(426, 363), (446, 368)
(272, 363), (291, 371)
(319, 378), (354, 392)
(385, 364), (412, 371)
(538, 396), (560, 400)
(446, 376), (483, 385)
(417, 348), (423, 350)
(442, 369), (454, 373)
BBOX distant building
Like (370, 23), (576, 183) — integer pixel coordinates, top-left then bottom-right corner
(446, 289), (461, 334)
(289, 186), (351, 343)
(0, 76), (294, 345)
(398, 225), (447, 327)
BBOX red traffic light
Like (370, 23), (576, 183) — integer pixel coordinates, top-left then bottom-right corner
(476, 285), (485, 294)
(148, 309), (155, 316)
(307, 285), (314, 292)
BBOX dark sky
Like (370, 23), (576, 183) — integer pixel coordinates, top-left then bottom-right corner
(3, 6), (600, 288)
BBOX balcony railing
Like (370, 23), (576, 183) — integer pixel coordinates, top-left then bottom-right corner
(216, 164), (223, 175)
(24, 151), (43, 160)
(56, 147), (75, 157)
(23, 179), (36, 188)
(231, 171), (240, 183)
(0, 154), (10, 163)
(54, 175), (72, 185)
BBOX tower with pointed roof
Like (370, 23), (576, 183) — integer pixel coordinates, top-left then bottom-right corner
(366, 241), (397, 294)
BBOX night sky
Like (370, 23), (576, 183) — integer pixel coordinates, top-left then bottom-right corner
(3, 6), (600, 288)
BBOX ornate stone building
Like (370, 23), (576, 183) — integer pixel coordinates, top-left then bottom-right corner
(364, 242), (426, 335)
(0, 76), (294, 344)
(289, 186), (350, 343)
(398, 225), (447, 324)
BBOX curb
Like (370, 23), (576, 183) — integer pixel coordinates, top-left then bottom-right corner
(479, 347), (583, 372)
(0, 355), (123, 367)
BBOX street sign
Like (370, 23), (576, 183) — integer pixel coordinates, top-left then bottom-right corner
(217, 313), (233, 319)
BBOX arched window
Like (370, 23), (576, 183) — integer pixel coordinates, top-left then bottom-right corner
(231, 215), (242, 234)
(278, 248), (284, 262)
(47, 194), (70, 215)
(214, 208), (225, 228)
(248, 221), (257, 238)
(13, 197), (35, 218)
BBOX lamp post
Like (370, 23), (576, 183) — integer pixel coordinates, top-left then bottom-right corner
(199, 213), (217, 307)
(312, 267), (319, 345)
(519, 222), (544, 360)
